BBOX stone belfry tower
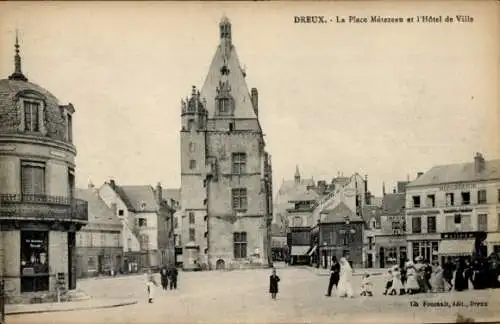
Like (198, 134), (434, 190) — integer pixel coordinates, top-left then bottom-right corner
(180, 16), (273, 271)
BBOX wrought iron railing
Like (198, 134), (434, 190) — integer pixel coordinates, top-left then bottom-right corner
(0, 193), (88, 222)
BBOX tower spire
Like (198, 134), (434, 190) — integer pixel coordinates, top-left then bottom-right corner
(219, 15), (232, 57)
(8, 30), (28, 82)
(294, 165), (301, 183)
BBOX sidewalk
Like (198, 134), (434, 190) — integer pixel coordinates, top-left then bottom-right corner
(5, 298), (138, 315)
(303, 266), (386, 277)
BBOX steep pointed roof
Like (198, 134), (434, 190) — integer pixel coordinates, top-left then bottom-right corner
(200, 21), (257, 120)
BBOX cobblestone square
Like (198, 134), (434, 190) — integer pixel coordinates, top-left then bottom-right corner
(7, 265), (500, 324)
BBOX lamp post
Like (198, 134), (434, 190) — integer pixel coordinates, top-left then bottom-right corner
(323, 242), (328, 269)
(343, 218), (356, 264)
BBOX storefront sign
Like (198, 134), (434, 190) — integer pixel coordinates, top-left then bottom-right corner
(407, 210), (440, 216)
(26, 239), (43, 248)
(439, 183), (476, 191)
(443, 208), (473, 214)
(441, 232), (478, 240)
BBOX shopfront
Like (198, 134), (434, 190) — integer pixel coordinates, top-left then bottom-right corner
(438, 231), (485, 263)
(20, 231), (49, 293)
(375, 236), (407, 268)
(0, 221), (84, 304)
(407, 234), (441, 263)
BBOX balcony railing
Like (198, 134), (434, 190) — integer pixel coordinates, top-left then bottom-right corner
(0, 193), (88, 222)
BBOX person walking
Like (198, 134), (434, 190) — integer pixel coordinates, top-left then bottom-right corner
(146, 273), (158, 304)
(336, 257), (354, 298)
(160, 267), (169, 291)
(169, 265), (178, 290)
(404, 262), (420, 295)
(442, 257), (455, 291)
(269, 268), (280, 300)
(430, 260), (445, 293)
(325, 256), (341, 297)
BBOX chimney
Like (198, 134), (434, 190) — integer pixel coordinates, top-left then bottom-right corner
(251, 88), (258, 116)
(317, 180), (327, 195)
(109, 179), (116, 189)
(417, 172), (424, 178)
(156, 182), (162, 204)
(397, 181), (409, 194)
(474, 152), (485, 173)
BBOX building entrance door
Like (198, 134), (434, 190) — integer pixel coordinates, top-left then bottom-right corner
(68, 232), (77, 290)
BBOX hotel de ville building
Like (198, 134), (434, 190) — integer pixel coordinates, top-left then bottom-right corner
(179, 17), (274, 271)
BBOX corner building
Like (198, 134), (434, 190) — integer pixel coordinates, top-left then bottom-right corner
(180, 17), (273, 270)
(0, 36), (88, 303)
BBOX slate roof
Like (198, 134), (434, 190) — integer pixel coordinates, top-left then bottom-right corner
(362, 205), (383, 223)
(382, 193), (406, 214)
(0, 79), (68, 140)
(75, 188), (121, 230)
(200, 41), (257, 119)
(321, 201), (364, 223)
(407, 159), (500, 187)
(114, 185), (159, 213)
(288, 188), (320, 202)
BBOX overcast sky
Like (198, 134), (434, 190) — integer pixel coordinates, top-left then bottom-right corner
(0, 1), (498, 197)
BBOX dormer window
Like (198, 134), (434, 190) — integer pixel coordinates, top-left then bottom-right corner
(24, 101), (40, 132)
(219, 98), (231, 114)
(17, 92), (46, 135)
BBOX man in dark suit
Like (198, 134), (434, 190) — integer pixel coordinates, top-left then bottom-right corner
(325, 256), (341, 297)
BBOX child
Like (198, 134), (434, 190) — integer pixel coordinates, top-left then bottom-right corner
(269, 268), (280, 300)
(146, 274), (158, 303)
(383, 269), (393, 295)
(360, 273), (373, 296)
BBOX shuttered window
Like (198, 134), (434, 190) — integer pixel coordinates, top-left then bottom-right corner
(21, 162), (46, 200)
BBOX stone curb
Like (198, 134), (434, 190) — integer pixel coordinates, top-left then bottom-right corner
(5, 299), (138, 315)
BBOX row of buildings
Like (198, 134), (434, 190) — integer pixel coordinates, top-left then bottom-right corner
(0, 16), (274, 303)
(273, 153), (500, 269)
(74, 180), (180, 278)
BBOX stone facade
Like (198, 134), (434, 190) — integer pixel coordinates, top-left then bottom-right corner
(180, 17), (273, 270)
(0, 38), (88, 304)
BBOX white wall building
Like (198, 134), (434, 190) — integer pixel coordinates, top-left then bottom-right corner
(405, 153), (500, 262)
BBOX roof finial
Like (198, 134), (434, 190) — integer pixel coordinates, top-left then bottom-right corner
(8, 29), (28, 82)
(219, 15), (232, 55)
(294, 165), (301, 183)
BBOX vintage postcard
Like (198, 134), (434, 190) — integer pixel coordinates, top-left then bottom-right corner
(0, 0), (498, 323)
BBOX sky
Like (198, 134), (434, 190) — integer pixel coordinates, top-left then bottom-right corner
(0, 1), (498, 197)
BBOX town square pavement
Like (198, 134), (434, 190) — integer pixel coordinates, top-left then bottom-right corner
(7, 264), (500, 324)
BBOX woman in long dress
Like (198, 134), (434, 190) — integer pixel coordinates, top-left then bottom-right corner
(430, 261), (445, 293)
(405, 262), (420, 294)
(389, 266), (404, 295)
(336, 257), (354, 298)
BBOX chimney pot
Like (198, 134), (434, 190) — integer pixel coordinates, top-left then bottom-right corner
(474, 152), (485, 173)
(417, 172), (424, 178)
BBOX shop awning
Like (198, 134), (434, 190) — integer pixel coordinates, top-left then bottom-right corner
(290, 245), (310, 256)
(437, 239), (474, 256)
(308, 245), (318, 256)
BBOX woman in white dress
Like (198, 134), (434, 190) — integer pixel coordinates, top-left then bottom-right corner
(336, 257), (354, 298)
(405, 262), (420, 295)
(388, 266), (404, 295)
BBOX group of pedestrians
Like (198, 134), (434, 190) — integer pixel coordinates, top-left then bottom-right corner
(160, 265), (179, 291)
(145, 265), (179, 304)
(324, 257), (356, 298)
(382, 255), (500, 296)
